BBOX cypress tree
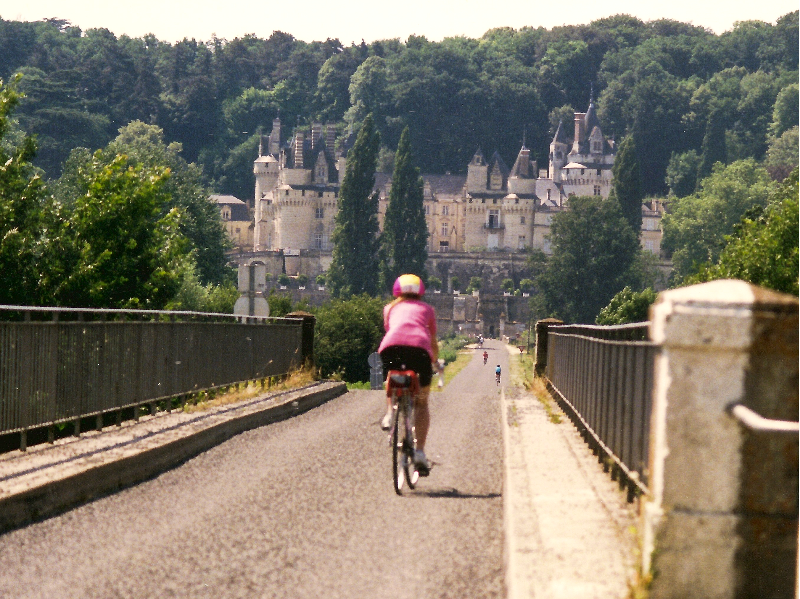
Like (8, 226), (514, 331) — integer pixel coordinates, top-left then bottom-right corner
(382, 127), (428, 287)
(696, 107), (727, 186)
(327, 114), (382, 298)
(611, 135), (643, 236)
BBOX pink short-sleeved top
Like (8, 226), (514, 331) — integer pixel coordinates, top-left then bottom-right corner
(377, 299), (437, 359)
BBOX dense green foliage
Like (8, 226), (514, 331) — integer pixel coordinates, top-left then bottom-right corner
(610, 135), (643, 235)
(327, 114), (382, 297)
(43, 153), (187, 308)
(0, 13), (794, 198)
(595, 286), (657, 325)
(0, 77), (232, 311)
(661, 159), (777, 282)
(313, 294), (385, 382)
(687, 168), (798, 295)
(534, 196), (644, 323)
(0, 76), (46, 306)
(381, 126), (428, 287)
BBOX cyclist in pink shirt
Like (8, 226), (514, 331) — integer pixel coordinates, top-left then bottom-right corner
(379, 274), (438, 473)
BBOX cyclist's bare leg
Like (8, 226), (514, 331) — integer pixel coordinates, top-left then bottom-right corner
(414, 386), (431, 450)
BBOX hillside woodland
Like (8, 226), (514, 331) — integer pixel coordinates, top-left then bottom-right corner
(0, 12), (796, 201)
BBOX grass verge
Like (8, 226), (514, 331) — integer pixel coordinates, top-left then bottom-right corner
(508, 347), (562, 424)
(182, 367), (318, 413)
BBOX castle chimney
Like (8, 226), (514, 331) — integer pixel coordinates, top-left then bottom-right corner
(326, 124), (336, 157)
(573, 112), (586, 153)
(311, 122), (322, 151)
(294, 132), (305, 168)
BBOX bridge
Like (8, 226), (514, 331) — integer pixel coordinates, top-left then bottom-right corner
(0, 280), (796, 598)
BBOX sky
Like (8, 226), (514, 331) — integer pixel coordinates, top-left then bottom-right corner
(1, 0), (797, 45)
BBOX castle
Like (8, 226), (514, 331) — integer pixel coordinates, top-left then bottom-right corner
(248, 96), (662, 260)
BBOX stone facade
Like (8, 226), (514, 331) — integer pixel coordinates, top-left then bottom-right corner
(250, 97), (664, 261)
(212, 194), (253, 250)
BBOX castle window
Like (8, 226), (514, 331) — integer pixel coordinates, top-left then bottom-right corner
(597, 169), (601, 176)
(424, 205), (430, 215)
(594, 185), (601, 196)
(547, 189), (551, 201)
(442, 205), (449, 216)
(520, 216), (525, 224)
(518, 236), (526, 250)
(314, 233), (323, 249)
(315, 207), (324, 219)
(488, 210), (500, 229)
(439, 241), (449, 252)
(441, 222), (448, 236)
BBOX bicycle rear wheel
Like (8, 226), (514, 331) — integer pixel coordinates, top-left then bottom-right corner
(403, 402), (419, 489)
(391, 404), (404, 495)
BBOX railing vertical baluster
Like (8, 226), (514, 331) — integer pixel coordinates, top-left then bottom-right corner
(545, 322), (654, 500)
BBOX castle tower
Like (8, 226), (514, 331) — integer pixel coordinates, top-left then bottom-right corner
(466, 149), (488, 193)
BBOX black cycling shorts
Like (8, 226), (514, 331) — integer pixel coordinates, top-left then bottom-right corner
(380, 345), (433, 387)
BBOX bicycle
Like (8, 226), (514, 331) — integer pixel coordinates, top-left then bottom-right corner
(386, 369), (421, 495)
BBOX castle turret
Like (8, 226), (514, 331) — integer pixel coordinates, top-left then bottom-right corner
(466, 148), (488, 193)
(549, 120), (568, 183)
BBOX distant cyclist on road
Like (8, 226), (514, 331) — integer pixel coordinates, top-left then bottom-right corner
(483, 351), (488, 365)
(378, 274), (438, 474)
(495, 364), (501, 385)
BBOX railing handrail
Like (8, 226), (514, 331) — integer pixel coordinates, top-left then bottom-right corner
(0, 304), (291, 323)
(728, 404), (800, 433)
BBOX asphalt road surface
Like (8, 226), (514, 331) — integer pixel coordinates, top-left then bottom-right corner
(0, 341), (509, 599)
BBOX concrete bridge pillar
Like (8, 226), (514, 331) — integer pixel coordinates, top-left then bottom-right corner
(645, 280), (798, 598)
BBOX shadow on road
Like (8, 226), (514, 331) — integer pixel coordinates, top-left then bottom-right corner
(410, 487), (501, 500)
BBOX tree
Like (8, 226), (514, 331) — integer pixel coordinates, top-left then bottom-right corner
(327, 114), (382, 298)
(501, 278), (515, 293)
(764, 126), (799, 181)
(661, 159), (777, 282)
(688, 168), (798, 295)
(0, 75), (47, 306)
(665, 150), (700, 197)
(535, 196), (641, 324)
(595, 286), (657, 325)
(314, 294), (385, 382)
(44, 152), (187, 309)
(610, 135), (643, 235)
(105, 121), (232, 285)
(466, 276), (482, 294)
(381, 127), (428, 287)
(696, 107), (728, 184)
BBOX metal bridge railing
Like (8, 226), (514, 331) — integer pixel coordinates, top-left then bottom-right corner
(545, 323), (655, 501)
(0, 306), (305, 447)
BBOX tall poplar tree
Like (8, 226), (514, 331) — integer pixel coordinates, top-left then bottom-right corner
(610, 135), (643, 237)
(327, 114), (382, 298)
(382, 126), (428, 287)
(696, 107), (728, 185)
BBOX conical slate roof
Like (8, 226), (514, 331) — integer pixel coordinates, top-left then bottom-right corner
(552, 120), (568, 144)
